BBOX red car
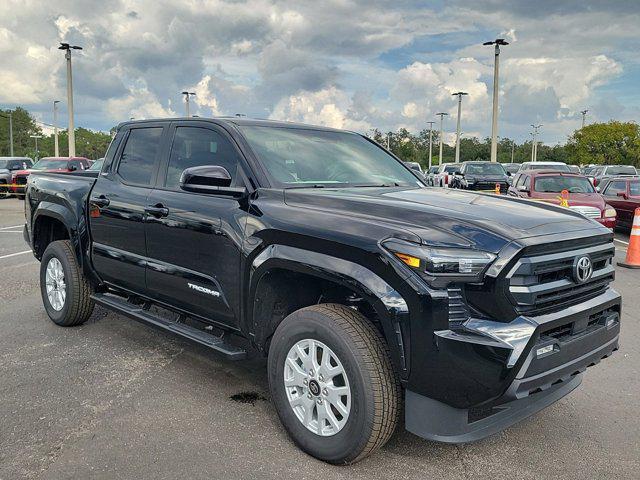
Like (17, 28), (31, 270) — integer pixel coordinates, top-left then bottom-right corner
(12, 157), (91, 197)
(599, 176), (640, 229)
(507, 170), (617, 228)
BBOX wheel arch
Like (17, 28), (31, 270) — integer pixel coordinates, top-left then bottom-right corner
(248, 245), (410, 378)
(32, 204), (76, 260)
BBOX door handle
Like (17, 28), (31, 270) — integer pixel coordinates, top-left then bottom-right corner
(91, 195), (110, 208)
(145, 204), (169, 218)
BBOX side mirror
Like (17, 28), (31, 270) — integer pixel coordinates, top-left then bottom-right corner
(180, 165), (246, 197)
(517, 185), (529, 193)
(617, 191), (629, 199)
(68, 164), (77, 171)
(506, 171), (512, 177)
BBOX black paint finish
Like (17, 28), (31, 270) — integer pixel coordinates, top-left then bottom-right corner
(24, 117), (621, 416)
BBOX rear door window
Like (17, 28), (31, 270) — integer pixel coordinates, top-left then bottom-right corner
(117, 127), (164, 186)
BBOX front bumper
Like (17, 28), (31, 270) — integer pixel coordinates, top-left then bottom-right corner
(405, 288), (620, 443)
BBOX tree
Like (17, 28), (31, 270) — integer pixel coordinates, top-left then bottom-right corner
(39, 128), (112, 159)
(0, 107), (43, 157)
(566, 121), (640, 166)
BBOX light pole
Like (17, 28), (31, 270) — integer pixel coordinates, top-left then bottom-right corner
(386, 132), (391, 150)
(30, 135), (42, 160)
(426, 121), (435, 169)
(531, 124), (542, 162)
(8, 111), (13, 156)
(436, 112), (448, 165)
(581, 109), (588, 129)
(483, 38), (509, 162)
(511, 140), (515, 163)
(181, 91), (196, 117)
(53, 100), (60, 157)
(58, 43), (82, 157)
(452, 92), (468, 163)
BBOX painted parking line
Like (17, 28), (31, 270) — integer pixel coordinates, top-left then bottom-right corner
(614, 238), (629, 246)
(0, 250), (31, 260)
(0, 225), (23, 231)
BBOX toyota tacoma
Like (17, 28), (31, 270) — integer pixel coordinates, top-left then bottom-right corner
(23, 118), (621, 464)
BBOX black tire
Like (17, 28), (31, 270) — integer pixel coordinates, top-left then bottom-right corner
(0, 182), (8, 199)
(40, 240), (94, 326)
(268, 303), (401, 464)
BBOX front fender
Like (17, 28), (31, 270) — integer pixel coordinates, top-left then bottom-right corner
(249, 244), (411, 377)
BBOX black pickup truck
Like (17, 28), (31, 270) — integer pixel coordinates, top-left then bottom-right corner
(24, 118), (621, 464)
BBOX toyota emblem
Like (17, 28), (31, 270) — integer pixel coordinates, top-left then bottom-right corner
(573, 256), (593, 283)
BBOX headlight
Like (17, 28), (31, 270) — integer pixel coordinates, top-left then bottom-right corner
(382, 239), (496, 285)
(604, 207), (617, 218)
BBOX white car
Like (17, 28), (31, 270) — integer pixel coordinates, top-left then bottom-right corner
(433, 163), (461, 188)
(518, 161), (571, 173)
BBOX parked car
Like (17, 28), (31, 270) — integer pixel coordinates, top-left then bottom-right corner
(403, 161), (425, 181)
(88, 158), (105, 171)
(581, 165), (598, 176)
(599, 176), (640, 229)
(518, 161), (571, 172)
(433, 162), (461, 187)
(502, 163), (521, 175)
(507, 170), (617, 228)
(11, 157), (91, 197)
(24, 117), (620, 464)
(567, 165), (581, 174)
(0, 157), (33, 198)
(425, 165), (439, 186)
(450, 161), (509, 192)
(404, 161), (423, 174)
(591, 165), (638, 189)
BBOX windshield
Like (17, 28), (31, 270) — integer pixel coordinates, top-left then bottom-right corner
(504, 164), (520, 173)
(32, 159), (68, 170)
(444, 165), (461, 173)
(534, 175), (595, 193)
(583, 166), (596, 175)
(465, 163), (506, 175)
(239, 126), (422, 187)
(630, 181), (640, 196)
(607, 165), (637, 175)
(530, 164), (571, 172)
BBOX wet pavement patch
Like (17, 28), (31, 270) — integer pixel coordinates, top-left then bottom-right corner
(230, 391), (267, 405)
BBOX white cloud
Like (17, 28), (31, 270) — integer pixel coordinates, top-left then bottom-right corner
(271, 87), (371, 132)
(0, 0), (638, 146)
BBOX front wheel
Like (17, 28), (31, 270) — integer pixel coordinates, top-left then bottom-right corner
(40, 240), (94, 326)
(268, 304), (401, 464)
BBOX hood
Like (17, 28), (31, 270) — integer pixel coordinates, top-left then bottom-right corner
(284, 187), (605, 252)
(529, 192), (605, 210)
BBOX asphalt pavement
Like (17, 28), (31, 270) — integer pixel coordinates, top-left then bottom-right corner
(1, 197), (639, 480)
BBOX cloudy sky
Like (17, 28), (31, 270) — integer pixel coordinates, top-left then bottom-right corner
(2, 0), (639, 144)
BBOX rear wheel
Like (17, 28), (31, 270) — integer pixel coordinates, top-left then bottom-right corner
(40, 240), (94, 326)
(268, 304), (400, 464)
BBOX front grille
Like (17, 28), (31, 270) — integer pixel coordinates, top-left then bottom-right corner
(507, 241), (615, 316)
(569, 205), (601, 219)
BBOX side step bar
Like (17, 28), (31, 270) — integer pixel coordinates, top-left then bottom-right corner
(91, 293), (247, 360)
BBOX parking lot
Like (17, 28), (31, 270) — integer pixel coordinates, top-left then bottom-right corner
(0, 196), (638, 480)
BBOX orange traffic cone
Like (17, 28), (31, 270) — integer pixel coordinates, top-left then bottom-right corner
(618, 207), (640, 269)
